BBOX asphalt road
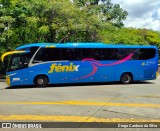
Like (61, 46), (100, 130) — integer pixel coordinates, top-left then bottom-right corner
(0, 78), (160, 129)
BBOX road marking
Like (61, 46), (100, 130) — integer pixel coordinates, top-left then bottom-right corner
(0, 101), (160, 108)
(0, 115), (160, 122)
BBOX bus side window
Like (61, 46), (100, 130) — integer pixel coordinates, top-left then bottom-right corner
(101, 48), (117, 60)
(61, 48), (81, 61)
(82, 48), (101, 60)
(139, 49), (156, 60)
(113, 48), (138, 60)
(33, 48), (60, 63)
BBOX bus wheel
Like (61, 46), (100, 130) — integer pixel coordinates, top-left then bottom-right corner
(120, 73), (132, 84)
(35, 75), (48, 87)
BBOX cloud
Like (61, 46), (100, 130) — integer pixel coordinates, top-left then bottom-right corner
(112, 0), (160, 31)
(152, 9), (160, 20)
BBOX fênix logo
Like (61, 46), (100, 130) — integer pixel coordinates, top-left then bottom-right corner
(48, 63), (80, 73)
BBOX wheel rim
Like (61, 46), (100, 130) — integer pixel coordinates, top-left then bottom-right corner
(37, 79), (44, 85)
(123, 75), (130, 83)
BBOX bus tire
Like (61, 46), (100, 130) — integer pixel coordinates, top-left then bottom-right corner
(35, 75), (48, 87)
(120, 73), (132, 84)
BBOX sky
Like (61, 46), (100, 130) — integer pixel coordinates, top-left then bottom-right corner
(112, 0), (160, 31)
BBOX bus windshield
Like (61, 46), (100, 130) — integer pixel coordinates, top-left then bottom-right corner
(8, 52), (33, 72)
(7, 47), (39, 72)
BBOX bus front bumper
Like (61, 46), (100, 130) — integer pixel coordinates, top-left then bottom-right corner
(6, 76), (11, 86)
(156, 72), (159, 78)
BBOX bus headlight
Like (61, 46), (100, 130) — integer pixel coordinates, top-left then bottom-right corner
(6, 76), (10, 86)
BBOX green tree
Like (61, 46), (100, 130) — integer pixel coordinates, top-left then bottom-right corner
(73, 0), (128, 27)
(100, 27), (160, 46)
(145, 31), (160, 47)
(0, 0), (105, 50)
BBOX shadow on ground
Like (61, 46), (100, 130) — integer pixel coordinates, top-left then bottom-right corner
(5, 81), (155, 90)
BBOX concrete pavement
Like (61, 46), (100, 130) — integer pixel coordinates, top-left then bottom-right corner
(0, 78), (160, 129)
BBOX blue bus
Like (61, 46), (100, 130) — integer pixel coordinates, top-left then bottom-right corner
(1, 43), (159, 87)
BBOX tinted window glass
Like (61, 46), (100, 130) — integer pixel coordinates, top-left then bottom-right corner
(101, 49), (117, 60)
(138, 48), (156, 60)
(21, 52), (33, 64)
(82, 48), (101, 60)
(101, 48), (156, 60)
(116, 48), (136, 60)
(30, 47), (39, 54)
(33, 47), (156, 62)
(33, 48), (60, 63)
(61, 48), (81, 60)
